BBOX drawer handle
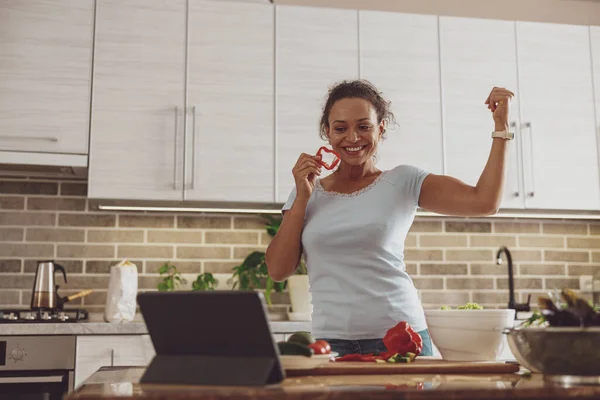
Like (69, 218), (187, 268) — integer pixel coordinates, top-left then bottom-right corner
(0, 135), (59, 142)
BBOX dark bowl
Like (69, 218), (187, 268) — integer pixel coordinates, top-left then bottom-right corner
(506, 327), (600, 376)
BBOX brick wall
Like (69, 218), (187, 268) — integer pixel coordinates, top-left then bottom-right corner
(1, 178), (599, 314)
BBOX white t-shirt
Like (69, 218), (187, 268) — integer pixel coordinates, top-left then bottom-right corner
(282, 164), (430, 339)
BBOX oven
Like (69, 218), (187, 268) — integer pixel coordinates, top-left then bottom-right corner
(0, 336), (75, 400)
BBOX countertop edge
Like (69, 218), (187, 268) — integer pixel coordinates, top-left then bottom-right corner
(0, 320), (311, 336)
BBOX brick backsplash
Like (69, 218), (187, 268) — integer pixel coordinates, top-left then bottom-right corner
(1, 178), (600, 314)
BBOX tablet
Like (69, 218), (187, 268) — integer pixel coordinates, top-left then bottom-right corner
(137, 290), (285, 386)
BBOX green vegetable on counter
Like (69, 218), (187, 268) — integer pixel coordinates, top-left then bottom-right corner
(440, 302), (484, 310)
(277, 341), (313, 357)
(457, 302), (484, 310)
(287, 332), (316, 346)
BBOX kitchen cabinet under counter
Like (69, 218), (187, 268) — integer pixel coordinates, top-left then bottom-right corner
(68, 365), (600, 400)
(1, 319), (311, 391)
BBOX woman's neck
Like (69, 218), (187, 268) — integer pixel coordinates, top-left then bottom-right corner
(334, 161), (379, 181)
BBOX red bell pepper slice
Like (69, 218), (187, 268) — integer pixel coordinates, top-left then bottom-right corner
(335, 352), (395, 363)
(316, 146), (340, 170)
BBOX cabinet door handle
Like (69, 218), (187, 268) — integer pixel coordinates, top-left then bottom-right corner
(510, 121), (520, 198)
(173, 106), (179, 190)
(522, 121), (535, 197)
(110, 349), (115, 367)
(0, 135), (59, 142)
(191, 106), (197, 191)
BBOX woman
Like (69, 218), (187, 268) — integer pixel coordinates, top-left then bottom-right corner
(265, 80), (514, 357)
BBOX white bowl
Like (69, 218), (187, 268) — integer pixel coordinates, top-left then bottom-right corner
(424, 309), (515, 361)
(280, 352), (338, 370)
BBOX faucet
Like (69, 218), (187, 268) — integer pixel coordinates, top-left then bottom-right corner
(496, 246), (531, 319)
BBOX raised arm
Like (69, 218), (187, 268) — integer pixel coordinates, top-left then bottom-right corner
(419, 87), (514, 217)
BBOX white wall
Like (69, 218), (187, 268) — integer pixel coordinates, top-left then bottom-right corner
(275, 0), (600, 26)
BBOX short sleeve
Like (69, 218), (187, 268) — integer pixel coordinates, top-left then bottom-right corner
(281, 187), (297, 213)
(389, 165), (430, 207)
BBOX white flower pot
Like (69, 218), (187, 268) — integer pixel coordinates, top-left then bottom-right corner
(287, 275), (313, 320)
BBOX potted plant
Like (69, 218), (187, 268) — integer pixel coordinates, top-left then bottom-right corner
(157, 262), (186, 291)
(231, 215), (312, 321)
(157, 262), (218, 291)
(191, 272), (218, 291)
(230, 250), (285, 306)
(230, 215), (286, 306)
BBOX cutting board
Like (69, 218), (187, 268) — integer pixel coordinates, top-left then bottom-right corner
(285, 358), (520, 377)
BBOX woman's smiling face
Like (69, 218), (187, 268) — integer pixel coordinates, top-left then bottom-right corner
(326, 97), (384, 166)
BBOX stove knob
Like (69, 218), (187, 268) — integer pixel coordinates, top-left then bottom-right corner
(10, 348), (25, 361)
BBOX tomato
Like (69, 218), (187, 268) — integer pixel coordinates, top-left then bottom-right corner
(315, 340), (331, 354)
(308, 340), (331, 354)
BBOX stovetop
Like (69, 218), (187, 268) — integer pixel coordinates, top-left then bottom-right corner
(0, 308), (89, 323)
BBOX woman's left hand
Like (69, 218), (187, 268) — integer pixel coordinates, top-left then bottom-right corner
(485, 86), (515, 130)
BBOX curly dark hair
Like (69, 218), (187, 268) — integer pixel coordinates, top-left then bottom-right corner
(319, 79), (396, 141)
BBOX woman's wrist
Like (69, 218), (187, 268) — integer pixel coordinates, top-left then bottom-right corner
(494, 122), (509, 132)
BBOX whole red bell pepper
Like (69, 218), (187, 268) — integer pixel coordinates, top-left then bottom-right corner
(383, 321), (423, 356)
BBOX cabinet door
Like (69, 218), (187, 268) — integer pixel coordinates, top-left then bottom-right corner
(88, 0), (186, 200)
(360, 11), (443, 175)
(0, 0), (93, 154)
(186, 0), (274, 202)
(590, 26), (600, 193)
(440, 16), (524, 209)
(75, 335), (155, 388)
(517, 22), (600, 210)
(276, 5), (359, 202)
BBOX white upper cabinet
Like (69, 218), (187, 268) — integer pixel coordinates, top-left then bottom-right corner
(439, 16), (523, 209)
(516, 22), (600, 210)
(360, 11), (443, 175)
(88, 0), (187, 200)
(588, 26), (600, 201)
(185, 0), (274, 203)
(276, 5), (359, 203)
(0, 0), (94, 154)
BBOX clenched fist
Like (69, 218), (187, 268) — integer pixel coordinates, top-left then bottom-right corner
(292, 153), (322, 202)
(485, 87), (515, 131)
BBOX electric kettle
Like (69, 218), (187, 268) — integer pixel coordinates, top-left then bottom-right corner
(31, 260), (68, 310)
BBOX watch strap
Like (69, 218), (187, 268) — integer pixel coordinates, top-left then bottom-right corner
(491, 130), (514, 140)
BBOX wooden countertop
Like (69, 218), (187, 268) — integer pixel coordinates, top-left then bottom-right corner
(67, 366), (600, 400)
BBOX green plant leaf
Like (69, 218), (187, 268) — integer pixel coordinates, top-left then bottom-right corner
(274, 281), (286, 292)
(264, 277), (274, 306)
(158, 264), (169, 275)
(240, 274), (249, 290)
(258, 262), (268, 276)
(250, 274), (260, 289)
(243, 251), (265, 269)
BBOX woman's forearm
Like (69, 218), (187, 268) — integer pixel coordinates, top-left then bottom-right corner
(265, 200), (307, 281)
(474, 135), (510, 213)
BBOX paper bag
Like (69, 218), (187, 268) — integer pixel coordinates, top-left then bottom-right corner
(104, 260), (138, 323)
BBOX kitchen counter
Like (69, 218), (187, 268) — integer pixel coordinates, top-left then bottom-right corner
(0, 320), (311, 336)
(67, 366), (600, 400)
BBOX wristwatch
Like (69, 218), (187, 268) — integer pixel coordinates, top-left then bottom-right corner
(491, 129), (514, 140)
